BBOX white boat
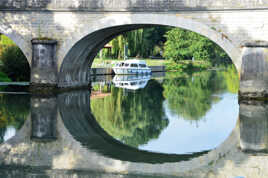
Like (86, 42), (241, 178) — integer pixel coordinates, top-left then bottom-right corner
(112, 75), (151, 90)
(112, 59), (151, 75)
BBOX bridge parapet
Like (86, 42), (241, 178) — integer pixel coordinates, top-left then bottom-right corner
(0, 0), (268, 11)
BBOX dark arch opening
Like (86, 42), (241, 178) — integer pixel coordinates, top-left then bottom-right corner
(59, 24), (235, 88)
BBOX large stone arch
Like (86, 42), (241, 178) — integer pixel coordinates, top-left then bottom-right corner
(58, 14), (241, 88)
(0, 27), (31, 65)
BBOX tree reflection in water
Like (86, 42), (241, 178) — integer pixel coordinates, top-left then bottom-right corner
(91, 66), (239, 148)
(0, 94), (30, 143)
(163, 66), (238, 122)
(91, 79), (169, 148)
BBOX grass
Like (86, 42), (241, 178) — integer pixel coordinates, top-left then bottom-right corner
(92, 58), (211, 72)
(92, 58), (169, 68)
(165, 60), (212, 71)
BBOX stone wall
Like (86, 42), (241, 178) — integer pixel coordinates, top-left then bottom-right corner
(0, 6), (268, 87)
(0, 0), (268, 11)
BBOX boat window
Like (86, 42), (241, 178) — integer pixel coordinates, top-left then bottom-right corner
(130, 63), (138, 67)
(139, 81), (145, 84)
(124, 63), (129, 67)
(130, 82), (137, 86)
(139, 64), (146, 68)
(119, 63), (124, 67)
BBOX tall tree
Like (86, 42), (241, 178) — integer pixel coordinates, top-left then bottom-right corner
(101, 26), (170, 59)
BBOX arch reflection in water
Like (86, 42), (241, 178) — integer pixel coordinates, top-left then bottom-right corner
(0, 91), (268, 177)
(0, 91), (207, 177)
(58, 90), (208, 163)
(240, 100), (268, 153)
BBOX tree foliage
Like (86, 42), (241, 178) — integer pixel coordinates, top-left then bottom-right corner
(0, 34), (15, 46)
(0, 72), (11, 82)
(101, 26), (171, 59)
(163, 28), (230, 65)
(0, 45), (30, 81)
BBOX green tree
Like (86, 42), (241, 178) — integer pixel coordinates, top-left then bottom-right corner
(0, 34), (15, 46)
(163, 28), (231, 65)
(0, 45), (30, 81)
(101, 26), (170, 59)
(0, 72), (11, 82)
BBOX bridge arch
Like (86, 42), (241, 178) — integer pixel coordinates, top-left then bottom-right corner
(58, 14), (241, 87)
(0, 28), (31, 65)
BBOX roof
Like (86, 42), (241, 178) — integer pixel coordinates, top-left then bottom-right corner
(124, 59), (147, 64)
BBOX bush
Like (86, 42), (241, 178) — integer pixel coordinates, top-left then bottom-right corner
(0, 71), (11, 82)
(0, 45), (30, 81)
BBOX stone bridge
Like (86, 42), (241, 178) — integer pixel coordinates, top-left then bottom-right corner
(0, 0), (268, 97)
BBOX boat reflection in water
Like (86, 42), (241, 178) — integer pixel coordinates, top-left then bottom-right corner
(112, 74), (151, 90)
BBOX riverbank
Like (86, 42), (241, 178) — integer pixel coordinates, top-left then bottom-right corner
(91, 58), (212, 75)
(165, 60), (211, 72)
(93, 58), (211, 68)
(92, 58), (168, 68)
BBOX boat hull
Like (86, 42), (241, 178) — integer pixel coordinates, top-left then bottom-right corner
(113, 68), (151, 75)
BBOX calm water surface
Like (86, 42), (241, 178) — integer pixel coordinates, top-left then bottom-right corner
(0, 67), (267, 178)
(91, 68), (239, 154)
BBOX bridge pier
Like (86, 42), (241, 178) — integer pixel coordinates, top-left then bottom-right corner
(240, 100), (268, 152)
(239, 41), (268, 100)
(30, 39), (58, 92)
(31, 95), (58, 142)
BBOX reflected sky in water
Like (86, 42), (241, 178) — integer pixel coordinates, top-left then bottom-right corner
(2, 67), (267, 178)
(140, 93), (238, 154)
(91, 67), (239, 154)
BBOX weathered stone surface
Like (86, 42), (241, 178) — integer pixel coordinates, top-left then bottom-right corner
(239, 46), (268, 99)
(1, 2), (268, 89)
(242, 40), (268, 48)
(239, 101), (268, 152)
(0, 0), (268, 11)
(1, 91), (268, 177)
(31, 96), (57, 142)
(31, 39), (58, 86)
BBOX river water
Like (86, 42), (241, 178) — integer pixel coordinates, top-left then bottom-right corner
(0, 67), (267, 178)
